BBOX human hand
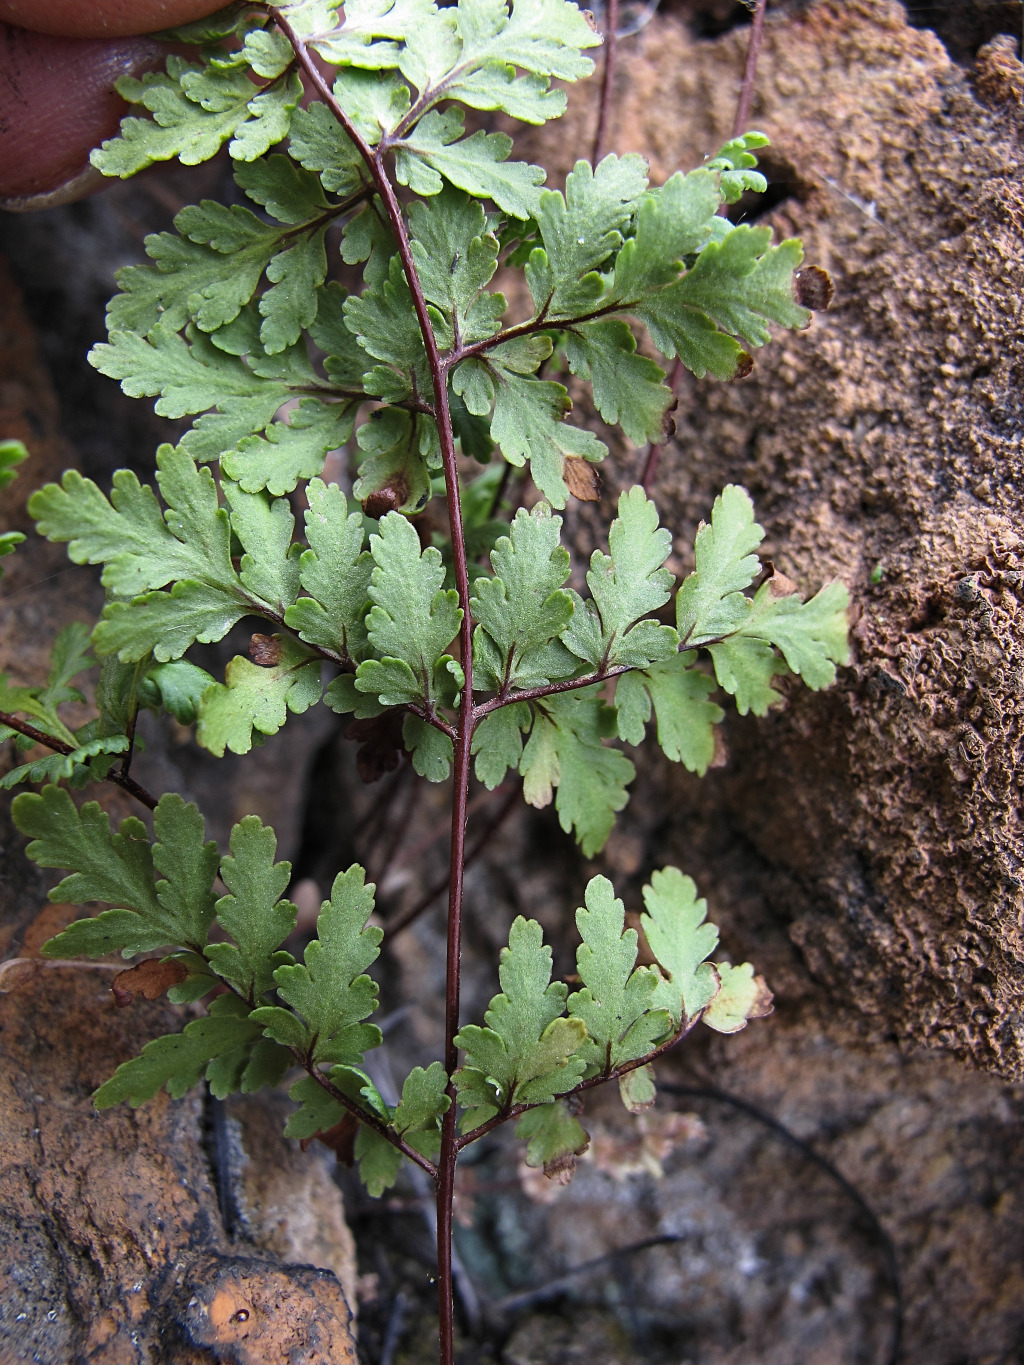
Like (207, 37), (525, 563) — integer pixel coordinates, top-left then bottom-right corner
(0, 0), (230, 209)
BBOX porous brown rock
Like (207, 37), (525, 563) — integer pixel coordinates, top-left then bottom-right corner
(0, 917), (358, 1364)
(522, 0), (1024, 1078)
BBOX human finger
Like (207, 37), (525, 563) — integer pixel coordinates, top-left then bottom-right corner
(0, 0), (225, 39)
(0, 24), (168, 209)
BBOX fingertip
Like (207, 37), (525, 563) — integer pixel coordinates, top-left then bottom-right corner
(0, 1), (226, 39)
(0, 166), (109, 215)
(0, 25), (164, 208)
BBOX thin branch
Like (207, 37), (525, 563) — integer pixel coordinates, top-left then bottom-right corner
(270, 10), (382, 181)
(640, 356), (682, 491)
(0, 711), (158, 811)
(457, 1013), (702, 1150)
(380, 1290), (410, 1365)
(275, 184), (374, 246)
(490, 1234), (685, 1315)
(383, 783), (519, 939)
(405, 703), (459, 742)
(383, 47), (503, 150)
(489, 459), (515, 518)
(210, 981), (435, 1175)
(473, 664), (634, 719)
(379, 786), (501, 885)
(448, 301), (620, 369)
(366, 767), (422, 884)
(219, 973), (436, 1176)
(118, 701), (139, 782)
(286, 383), (435, 417)
(591, 0), (620, 165)
(732, 0), (768, 140)
(270, 19), (475, 1362)
(661, 1083), (904, 1365)
(297, 1053), (439, 1178)
(359, 761), (413, 871)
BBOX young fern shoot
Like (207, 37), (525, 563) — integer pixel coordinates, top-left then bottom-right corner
(1, 1), (848, 1360)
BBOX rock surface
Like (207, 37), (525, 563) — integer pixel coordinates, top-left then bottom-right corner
(519, 0), (1024, 1078)
(0, 913), (358, 1365)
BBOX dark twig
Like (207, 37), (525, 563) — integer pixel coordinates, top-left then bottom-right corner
(0, 711), (158, 811)
(639, 357), (682, 491)
(379, 1290), (410, 1365)
(484, 1086), (901, 1365)
(490, 1235), (685, 1314)
(592, 0), (620, 165)
(732, 0), (768, 139)
(661, 1084), (904, 1365)
(378, 786), (506, 892)
(473, 664), (633, 719)
(384, 784), (520, 939)
(204, 1092), (240, 1239)
(354, 763), (408, 840)
(489, 459), (515, 519)
(118, 701), (139, 781)
(271, 17), (477, 1361)
(360, 763), (413, 871)
(367, 769), (423, 884)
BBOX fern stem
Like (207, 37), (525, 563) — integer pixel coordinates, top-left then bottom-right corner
(473, 663), (635, 719)
(0, 711), (158, 810)
(270, 18), (476, 1360)
(732, 0), (768, 139)
(383, 784), (519, 938)
(208, 976), (440, 1177)
(117, 699), (139, 781)
(456, 1011), (702, 1150)
(447, 300), (621, 369)
(591, 0), (620, 165)
(298, 1055), (439, 1178)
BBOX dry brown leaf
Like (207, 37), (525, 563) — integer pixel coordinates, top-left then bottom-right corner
(709, 727), (729, 769)
(543, 1150), (580, 1184)
(748, 974), (775, 1020)
(731, 351), (754, 380)
(111, 957), (189, 1007)
(586, 1110), (706, 1181)
(763, 563), (800, 598)
(249, 633), (284, 667)
(302, 1113), (360, 1166)
(563, 456), (601, 502)
(344, 711), (406, 783)
(795, 265), (835, 311)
